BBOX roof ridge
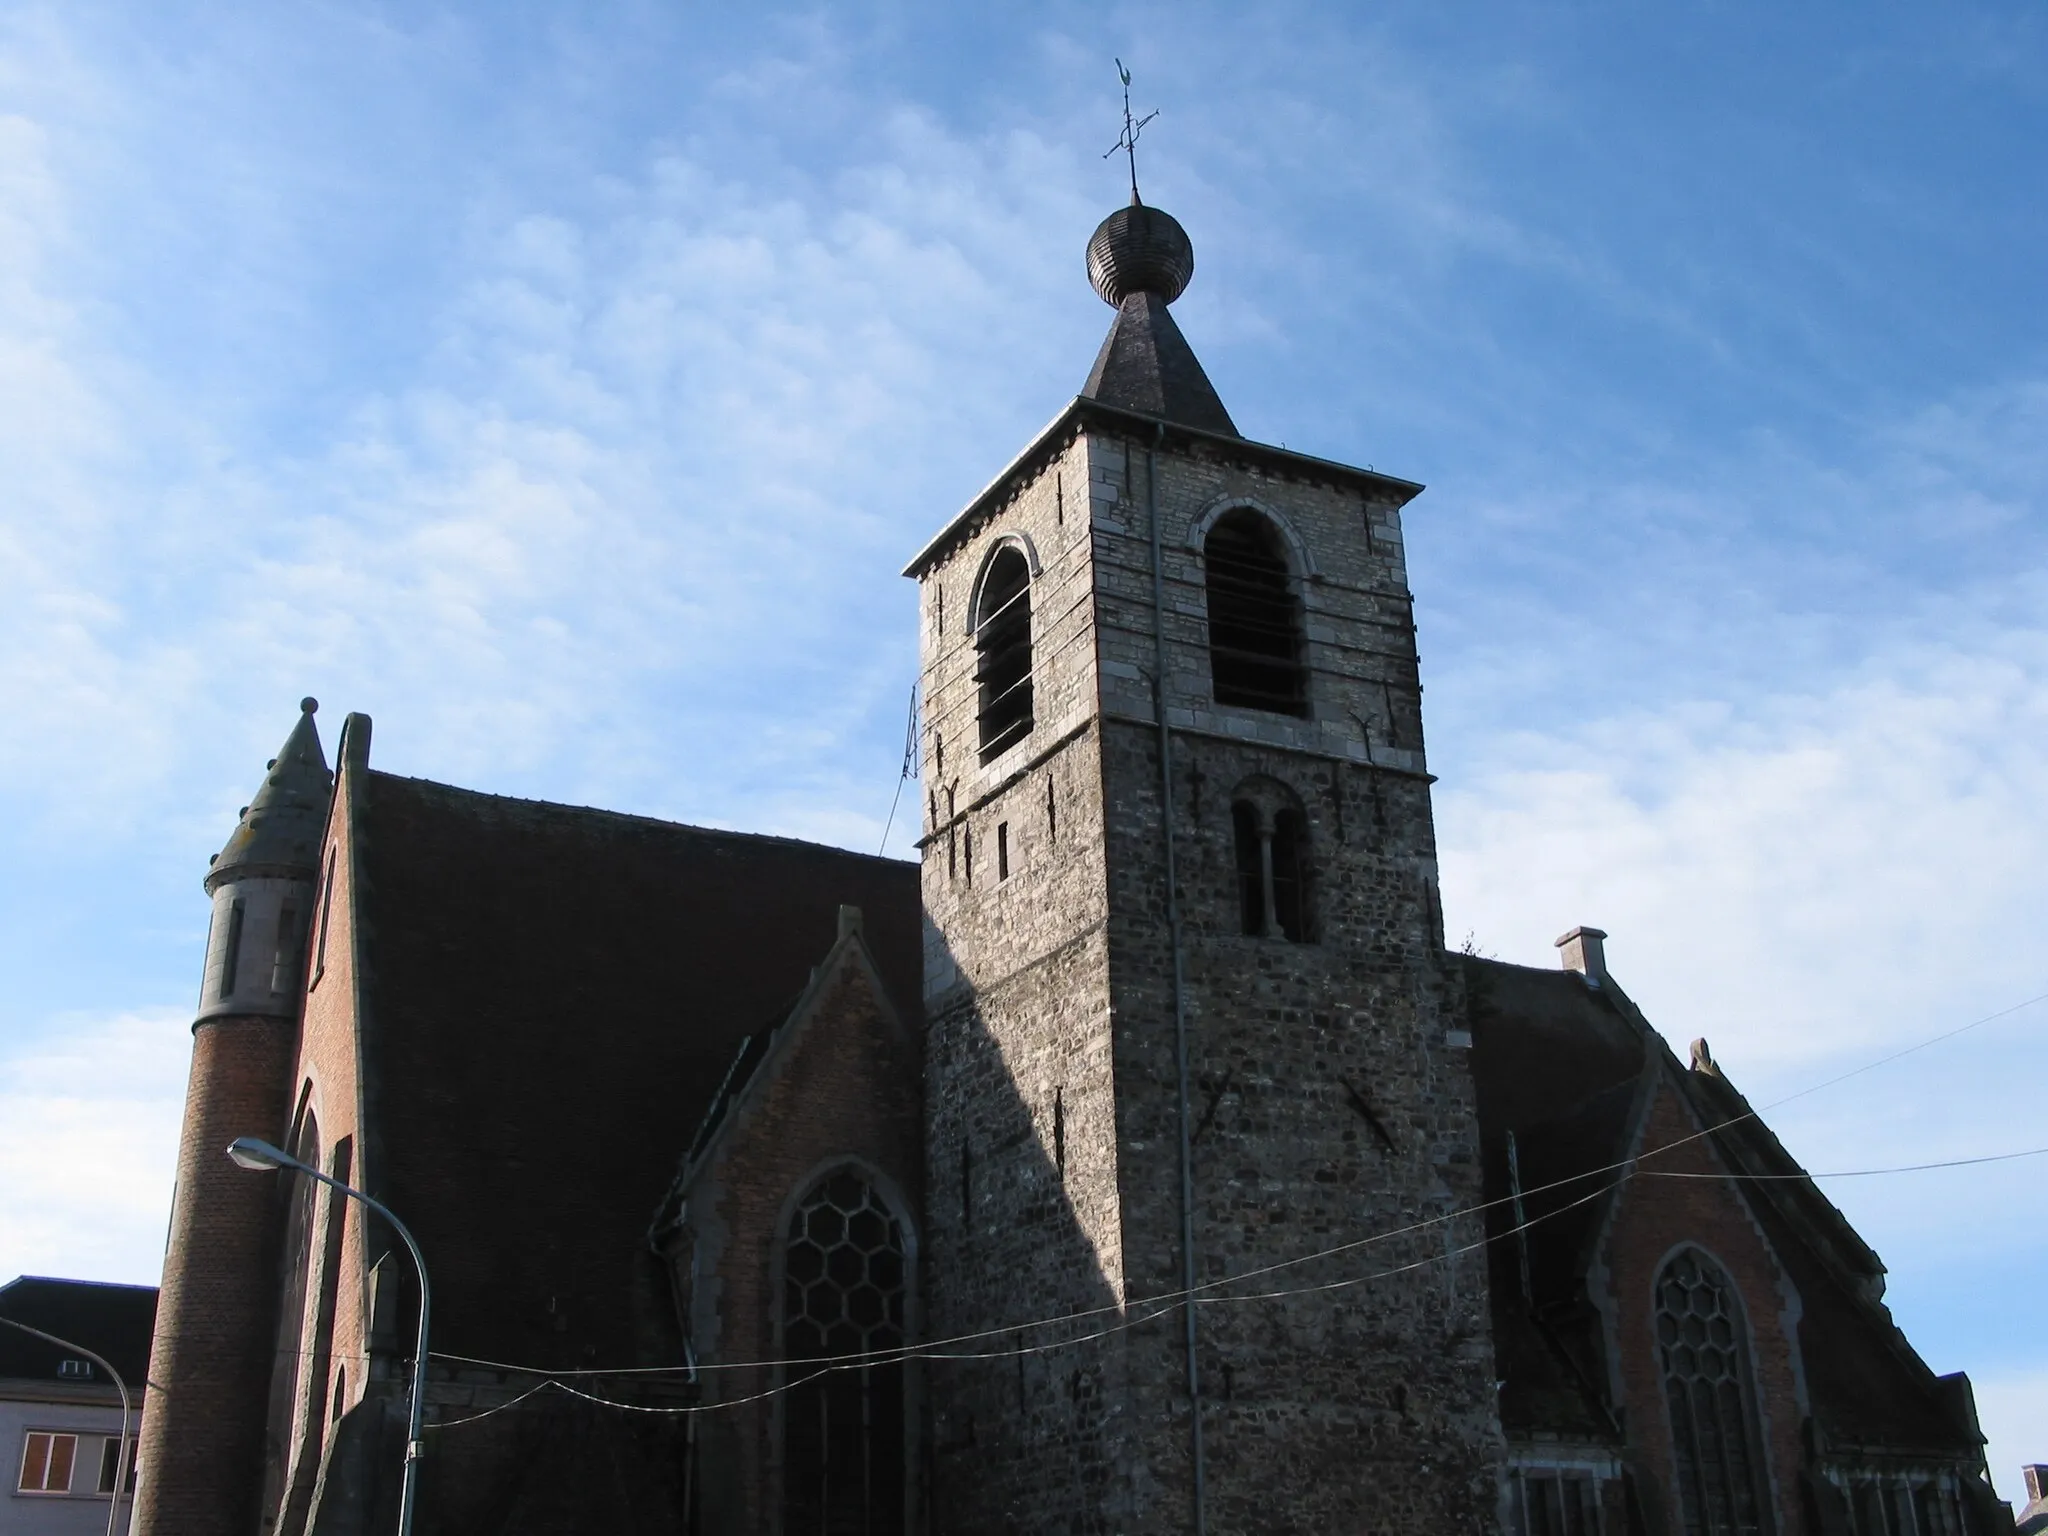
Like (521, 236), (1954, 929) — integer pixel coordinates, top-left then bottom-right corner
(365, 770), (915, 866)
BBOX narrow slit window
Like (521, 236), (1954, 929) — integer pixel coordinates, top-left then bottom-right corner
(1204, 509), (1308, 716)
(974, 547), (1034, 760)
(271, 904), (300, 995)
(997, 822), (1011, 881)
(1231, 802), (1264, 936)
(964, 825), (973, 886)
(217, 899), (247, 1001)
(312, 846), (337, 985)
(1271, 808), (1308, 942)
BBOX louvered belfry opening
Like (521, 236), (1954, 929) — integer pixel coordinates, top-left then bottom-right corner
(974, 547), (1034, 761)
(1657, 1251), (1771, 1536)
(783, 1169), (908, 1536)
(1204, 509), (1308, 715)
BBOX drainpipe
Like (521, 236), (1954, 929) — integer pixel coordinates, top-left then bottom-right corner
(1144, 422), (1207, 1536)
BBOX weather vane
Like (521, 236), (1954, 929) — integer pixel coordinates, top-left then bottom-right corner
(1104, 58), (1158, 202)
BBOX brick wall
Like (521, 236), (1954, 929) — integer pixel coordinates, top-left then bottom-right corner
(131, 1015), (296, 1536)
(1599, 1082), (1809, 1536)
(677, 941), (925, 1534)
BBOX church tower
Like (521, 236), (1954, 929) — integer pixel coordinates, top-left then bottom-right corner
(908, 200), (1501, 1531)
(133, 701), (332, 1536)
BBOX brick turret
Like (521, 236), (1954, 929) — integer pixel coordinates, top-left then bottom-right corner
(134, 700), (333, 1536)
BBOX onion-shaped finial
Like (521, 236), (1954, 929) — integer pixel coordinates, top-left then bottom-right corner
(1086, 200), (1195, 307)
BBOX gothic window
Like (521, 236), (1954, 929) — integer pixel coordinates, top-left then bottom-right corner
(974, 546), (1034, 760)
(1230, 782), (1312, 941)
(783, 1168), (909, 1536)
(1657, 1250), (1771, 1536)
(1204, 508), (1308, 716)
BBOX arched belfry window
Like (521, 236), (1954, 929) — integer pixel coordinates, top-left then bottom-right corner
(974, 546), (1034, 761)
(783, 1168), (910, 1536)
(1204, 509), (1308, 716)
(1229, 779), (1311, 941)
(1657, 1250), (1772, 1536)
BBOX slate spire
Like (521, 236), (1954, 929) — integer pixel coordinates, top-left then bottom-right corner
(206, 697), (333, 893)
(1079, 195), (1239, 437)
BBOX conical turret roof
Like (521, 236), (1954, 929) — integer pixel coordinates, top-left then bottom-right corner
(206, 698), (333, 892)
(1078, 197), (1239, 437)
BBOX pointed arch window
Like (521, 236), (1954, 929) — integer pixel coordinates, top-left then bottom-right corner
(783, 1168), (910, 1536)
(1204, 509), (1307, 716)
(1657, 1250), (1772, 1536)
(974, 546), (1034, 761)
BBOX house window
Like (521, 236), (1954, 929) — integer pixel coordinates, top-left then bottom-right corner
(783, 1168), (909, 1536)
(1511, 1468), (1603, 1536)
(1204, 508), (1308, 716)
(1657, 1250), (1771, 1536)
(98, 1435), (137, 1495)
(1230, 786), (1312, 941)
(18, 1431), (77, 1493)
(974, 546), (1034, 760)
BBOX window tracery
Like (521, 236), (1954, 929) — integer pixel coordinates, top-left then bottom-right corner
(783, 1168), (909, 1536)
(1657, 1250), (1771, 1536)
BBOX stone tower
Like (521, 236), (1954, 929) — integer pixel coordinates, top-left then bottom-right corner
(908, 200), (1501, 1533)
(134, 700), (332, 1536)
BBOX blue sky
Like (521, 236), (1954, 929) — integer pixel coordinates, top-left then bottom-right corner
(1, 0), (2043, 1494)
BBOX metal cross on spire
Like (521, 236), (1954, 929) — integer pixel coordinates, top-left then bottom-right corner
(1104, 58), (1159, 203)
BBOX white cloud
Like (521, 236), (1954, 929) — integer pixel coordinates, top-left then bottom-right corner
(0, 1009), (188, 1287)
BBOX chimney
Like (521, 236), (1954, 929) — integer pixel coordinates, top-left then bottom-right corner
(837, 904), (864, 943)
(1555, 926), (1608, 987)
(2025, 1466), (2047, 1503)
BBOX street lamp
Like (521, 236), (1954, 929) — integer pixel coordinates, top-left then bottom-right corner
(0, 1315), (131, 1536)
(227, 1136), (431, 1536)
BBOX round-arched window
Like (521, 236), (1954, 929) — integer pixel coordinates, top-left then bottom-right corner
(783, 1168), (909, 1536)
(1204, 509), (1307, 716)
(974, 546), (1034, 760)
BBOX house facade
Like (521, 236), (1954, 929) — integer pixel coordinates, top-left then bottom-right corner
(2, 1276), (154, 1535)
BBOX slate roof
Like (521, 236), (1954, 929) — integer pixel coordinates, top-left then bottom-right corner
(209, 700), (332, 890)
(346, 772), (922, 1371)
(1080, 290), (1240, 437)
(0, 1276), (158, 1389)
(1462, 955), (1984, 1459)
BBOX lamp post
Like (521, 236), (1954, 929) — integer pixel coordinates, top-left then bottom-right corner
(227, 1136), (430, 1536)
(0, 1315), (131, 1536)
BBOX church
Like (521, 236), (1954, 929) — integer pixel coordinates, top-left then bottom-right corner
(128, 189), (2005, 1536)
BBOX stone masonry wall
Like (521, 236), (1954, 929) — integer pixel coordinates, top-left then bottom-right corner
(919, 432), (1141, 1534)
(1091, 430), (1501, 1533)
(915, 416), (1503, 1533)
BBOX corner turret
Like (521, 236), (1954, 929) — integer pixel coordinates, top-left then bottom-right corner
(196, 699), (332, 1020)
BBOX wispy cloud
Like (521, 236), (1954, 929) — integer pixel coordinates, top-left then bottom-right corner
(0, 1010), (188, 1285)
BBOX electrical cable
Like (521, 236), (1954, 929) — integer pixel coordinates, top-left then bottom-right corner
(423, 986), (2048, 1410)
